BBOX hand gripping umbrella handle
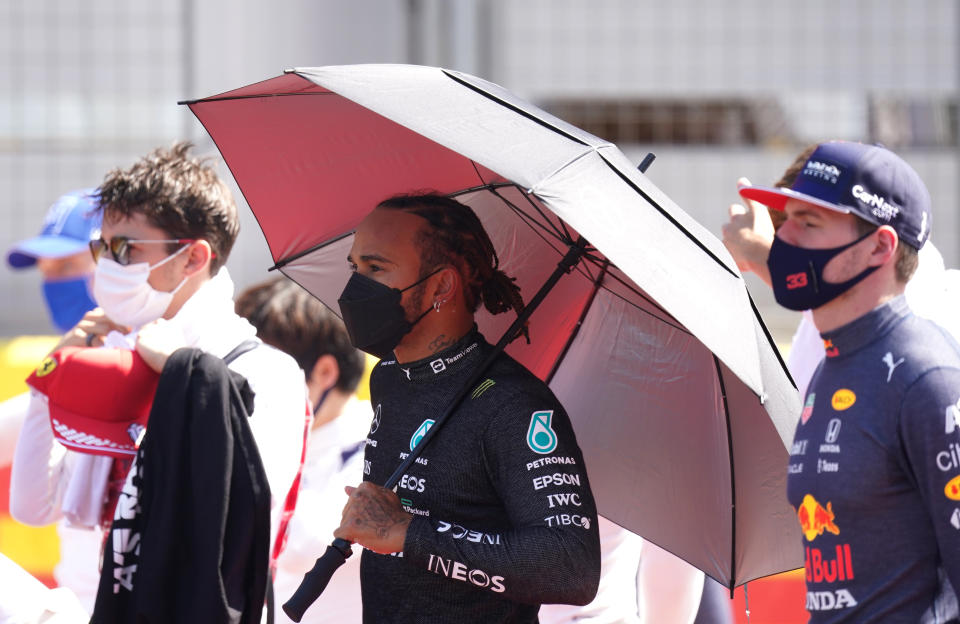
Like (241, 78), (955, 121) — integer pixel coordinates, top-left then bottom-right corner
(281, 538), (354, 622)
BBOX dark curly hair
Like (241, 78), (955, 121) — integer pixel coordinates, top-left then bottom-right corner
(376, 192), (527, 336)
(96, 142), (239, 274)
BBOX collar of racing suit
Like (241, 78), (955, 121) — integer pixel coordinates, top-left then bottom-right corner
(818, 294), (911, 360)
(388, 324), (487, 383)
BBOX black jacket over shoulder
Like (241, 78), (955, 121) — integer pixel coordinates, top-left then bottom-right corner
(92, 348), (272, 624)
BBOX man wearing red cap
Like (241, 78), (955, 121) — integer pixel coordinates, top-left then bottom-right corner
(738, 142), (960, 622)
(10, 143), (306, 621)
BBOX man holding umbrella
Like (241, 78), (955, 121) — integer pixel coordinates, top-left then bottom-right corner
(739, 142), (960, 622)
(332, 193), (601, 622)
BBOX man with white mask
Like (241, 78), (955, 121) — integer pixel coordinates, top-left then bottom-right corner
(10, 144), (306, 617)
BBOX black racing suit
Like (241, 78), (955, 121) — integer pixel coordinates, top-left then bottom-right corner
(360, 327), (601, 623)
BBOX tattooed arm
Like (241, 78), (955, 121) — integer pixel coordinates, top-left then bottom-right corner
(333, 482), (413, 554)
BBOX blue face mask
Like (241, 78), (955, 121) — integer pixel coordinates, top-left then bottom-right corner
(42, 276), (97, 333)
(767, 230), (878, 312)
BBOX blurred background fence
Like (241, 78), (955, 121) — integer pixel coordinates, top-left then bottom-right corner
(0, 3), (955, 620)
(1, 0), (956, 341)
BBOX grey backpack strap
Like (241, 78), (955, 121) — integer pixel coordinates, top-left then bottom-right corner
(223, 339), (259, 365)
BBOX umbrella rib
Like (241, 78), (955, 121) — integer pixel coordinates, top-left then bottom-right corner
(452, 182), (580, 272)
(714, 354), (738, 595)
(269, 229), (355, 271)
(489, 185), (570, 245)
(453, 183), (588, 278)
(584, 259), (670, 316)
(594, 278), (691, 335)
(468, 159), (493, 188)
(178, 91), (333, 106)
(597, 153), (740, 279)
(577, 258), (690, 334)
(485, 186), (689, 332)
(545, 260), (610, 385)
(518, 182), (575, 243)
(488, 188), (607, 288)
(447, 181), (569, 245)
(441, 70), (594, 147)
(747, 290), (797, 390)
(447, 181), (516, 199)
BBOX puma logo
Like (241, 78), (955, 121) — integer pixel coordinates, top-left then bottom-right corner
(883, 352), (904, 383)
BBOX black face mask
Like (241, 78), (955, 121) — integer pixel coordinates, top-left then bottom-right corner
(337, 269), (440, 360)
(767, 230), (879, 312)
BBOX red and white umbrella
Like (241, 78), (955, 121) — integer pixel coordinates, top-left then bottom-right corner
(184, 64), (802, 593)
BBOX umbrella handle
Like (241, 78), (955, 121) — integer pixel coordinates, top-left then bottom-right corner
(281, 538), (354, 622)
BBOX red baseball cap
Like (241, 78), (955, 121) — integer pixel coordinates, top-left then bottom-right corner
(27, 346), (160, 458)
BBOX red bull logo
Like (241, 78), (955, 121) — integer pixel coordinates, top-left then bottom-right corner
(805, 544), (855, 583)
(823, 339), (839, 358)
(798, 493), (840, 542)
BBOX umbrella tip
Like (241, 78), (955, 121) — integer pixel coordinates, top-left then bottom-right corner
(283, 68), (297, 74)
(637, 153), (656, 173)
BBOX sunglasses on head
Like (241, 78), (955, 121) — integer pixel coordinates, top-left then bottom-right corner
(88, 236), (197, 266)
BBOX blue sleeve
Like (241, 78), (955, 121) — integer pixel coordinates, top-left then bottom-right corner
(899, 366), (960, 592)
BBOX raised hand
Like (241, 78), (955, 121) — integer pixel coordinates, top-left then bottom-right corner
(721, 177), (775, 287)
(48, 307), (130, 354)
(135, 319), (187, 373)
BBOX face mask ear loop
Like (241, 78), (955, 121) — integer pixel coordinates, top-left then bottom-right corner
(815, 228), (877, 293)
(398, 266), (445, 294)
(409, 303), (434, 327)
(148, 242), (191, 271)
(399, 266), (446, 331)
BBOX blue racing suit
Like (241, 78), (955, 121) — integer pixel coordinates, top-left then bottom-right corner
(787, 296), (960, 623)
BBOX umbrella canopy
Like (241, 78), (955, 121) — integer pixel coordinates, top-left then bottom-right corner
(185, 64), (802, 589)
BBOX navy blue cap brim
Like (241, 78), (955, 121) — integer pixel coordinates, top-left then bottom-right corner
(6, 236), (91, 269)
(739, 185), (854, 216)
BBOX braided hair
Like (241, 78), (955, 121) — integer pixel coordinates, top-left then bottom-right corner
(376, 192), (528, 339)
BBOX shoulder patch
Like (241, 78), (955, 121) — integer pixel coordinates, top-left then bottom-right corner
(527, 410), (557, 454)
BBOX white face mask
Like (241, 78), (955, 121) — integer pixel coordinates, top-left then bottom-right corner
(93, 245), (190, 328)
